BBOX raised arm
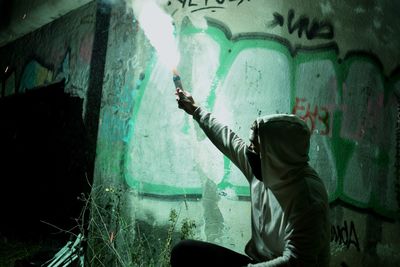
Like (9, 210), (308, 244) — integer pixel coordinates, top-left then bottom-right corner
(176, 88), (253, 181)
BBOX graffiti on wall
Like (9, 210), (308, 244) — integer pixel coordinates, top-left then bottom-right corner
(168, 0), (253, 13)
(1, 30), (94, 97)
(0, 0), (95, 98)
(2, 60), (54, 96)
(331, 220), (360, 251)
(292, 96), (331, 135)
(1, 52), (70, 95)
(125, 20), (399, 219)
(269, 9), (334, 40)
(18, 60), (54, 92)
(100, 57), (137, 144)
(2, 67), (15, 97)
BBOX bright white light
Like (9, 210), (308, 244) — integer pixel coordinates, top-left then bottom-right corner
(137, 1), (180, 70)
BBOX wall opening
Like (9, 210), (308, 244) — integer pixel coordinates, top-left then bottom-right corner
(0, 80), (90, 242)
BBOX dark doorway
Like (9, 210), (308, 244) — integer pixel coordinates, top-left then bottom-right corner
(0, 80), (90, 241)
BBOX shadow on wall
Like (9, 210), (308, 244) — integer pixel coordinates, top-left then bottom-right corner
(0, 80), (91, 241)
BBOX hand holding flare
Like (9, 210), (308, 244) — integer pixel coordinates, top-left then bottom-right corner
(173, 69), (198, 115)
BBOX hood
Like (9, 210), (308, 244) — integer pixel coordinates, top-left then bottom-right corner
(254, 114), (311, 189)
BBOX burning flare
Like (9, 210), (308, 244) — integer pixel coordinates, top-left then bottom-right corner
(172, 68), (184, 90)
(135, 1), (180, 70)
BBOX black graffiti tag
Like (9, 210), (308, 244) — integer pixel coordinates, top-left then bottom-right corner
(169, 0), (252, 13)
(269, 9), (334, 40)
(331, 220), (360, 251)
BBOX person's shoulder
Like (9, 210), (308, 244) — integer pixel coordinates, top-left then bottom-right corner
(303, 175), (329, 204)
(287, 175), (328, 214)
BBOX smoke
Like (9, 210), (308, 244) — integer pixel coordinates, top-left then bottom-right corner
(97, 0), (180, 70)
(126, 0), (180, 70)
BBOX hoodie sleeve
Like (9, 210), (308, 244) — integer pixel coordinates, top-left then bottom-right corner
(246, 256), (289, 267)
(193, 107), (253, 182)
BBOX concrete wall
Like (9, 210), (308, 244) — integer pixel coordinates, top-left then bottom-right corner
(94, 0), (400, 266)
(1, 0), (399, 266)
(0, 2), (95, 107)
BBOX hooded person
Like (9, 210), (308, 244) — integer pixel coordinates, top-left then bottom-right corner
(170, 88), (330, 267)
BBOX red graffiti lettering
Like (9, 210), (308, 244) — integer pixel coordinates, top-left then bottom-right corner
(292, 97), (331, 136)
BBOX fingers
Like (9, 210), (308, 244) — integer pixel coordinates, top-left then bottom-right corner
(175, 90), (181, 102)
(175, 88), (183, 94)
(176, 96), (190, 111)
(175, 88), (194, 114)
(175, 88), (186, 108)
(175, 88), (189, 101)
(177, 89), (186, 99)
(176, 96), (187, 110)
(175, 88), (183, 98)
(176, 87), (190, 96)
(176, 97), (189, 105)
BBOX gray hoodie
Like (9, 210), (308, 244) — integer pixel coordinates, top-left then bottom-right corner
(193, 108), (330, 267)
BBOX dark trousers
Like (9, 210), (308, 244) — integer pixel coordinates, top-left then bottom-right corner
(170, 239), (255, 267)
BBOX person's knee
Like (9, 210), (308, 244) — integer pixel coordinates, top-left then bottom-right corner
(170, 239), (196, 266)
(171, 240), (194, 255)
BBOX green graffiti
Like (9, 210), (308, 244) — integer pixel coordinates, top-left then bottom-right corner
(19, 60), (54, 92)
(125, 25), (399, 219)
